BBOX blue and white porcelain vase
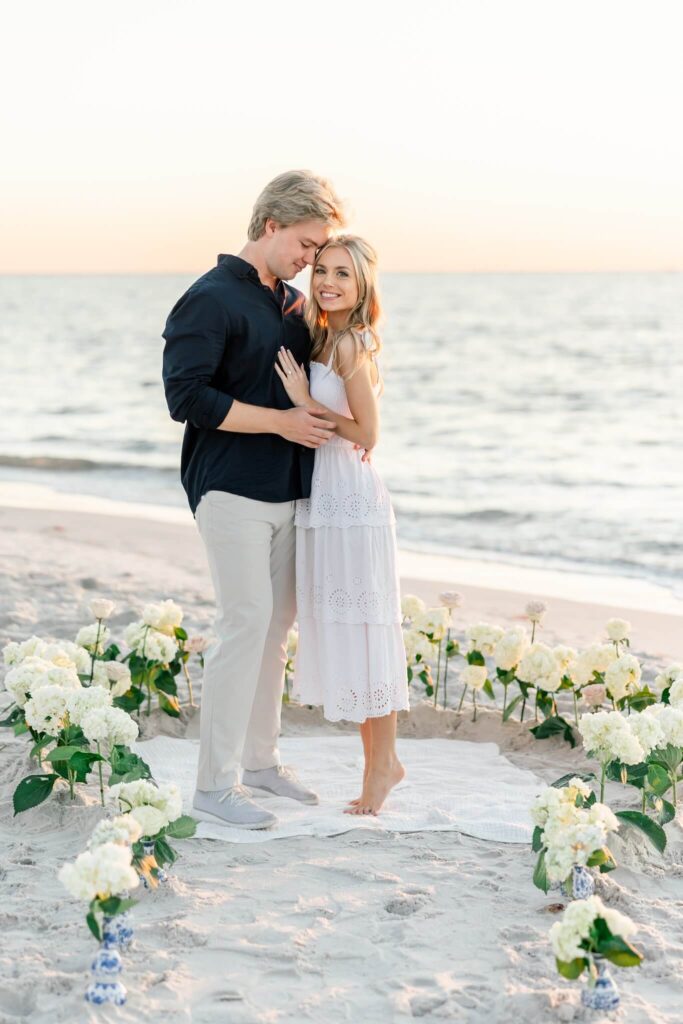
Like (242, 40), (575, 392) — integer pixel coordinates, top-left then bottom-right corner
(581, 955), (620, 1011)
(140, 839), (167, 889)
(570, 865), (595, 899)
(84, 916), (127, 1006)
(108, 892), (134, 951)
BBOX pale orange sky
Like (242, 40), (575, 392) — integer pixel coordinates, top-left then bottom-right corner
(2, 0), (682, 273)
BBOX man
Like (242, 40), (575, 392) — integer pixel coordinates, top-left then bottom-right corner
(162, 170), (346, 828)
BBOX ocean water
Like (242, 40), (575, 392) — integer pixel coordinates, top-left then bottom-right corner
(1, 272), (681, 593)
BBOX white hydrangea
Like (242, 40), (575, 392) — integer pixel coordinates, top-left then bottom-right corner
(80, 706), (139, 748)
(605, 618), (631, 643)
(415, 606), (451, 641)
(142, 599), (183, 637)
(670, 676), (683, 709)
(24, 684), (72, 734)
(586, 802), (620, 832)
(75, 623), (111, 655)
(553, 645), (578, 678)
(516, 643), (562, 692)
(90, 599), (116, 620)
(549, 896), (609, 962)
(629, 710), (666, 758)
(545, 818), (611, 882)
(578, 711), (645, 766)
(401, 594), (426, 622)
(124, 622), (178, 663)
(2, 635), (45, 667)
(65, 685), (112, 726)
(3, 657), (82, 708)
(91, 660), (132, 698)
(531, 786), (572, 828)
(465, 623), (505, 657)
(404, 630), (434, 665)
(58, 842), (139, 901)
(461, 664), (488, 691)
(572, 644), (618, 687)
(604, 654), (641, 702)
(45, 641), (92, 676)
(88, 815), (142, 848)
(649, 705), (683, 748)
(654, 664), (683, 698)
(493, 628), (530, 671)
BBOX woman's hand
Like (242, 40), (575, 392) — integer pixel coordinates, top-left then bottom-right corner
(274, 347), (311, 407)
(354, 443), (373, 464)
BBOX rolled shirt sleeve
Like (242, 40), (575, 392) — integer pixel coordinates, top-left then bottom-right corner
(162, 287), (234, 430)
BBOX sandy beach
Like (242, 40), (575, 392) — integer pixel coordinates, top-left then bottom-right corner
(1, 492), (682, 1023)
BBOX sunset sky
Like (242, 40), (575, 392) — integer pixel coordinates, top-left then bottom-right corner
(2, 0), (682, 273)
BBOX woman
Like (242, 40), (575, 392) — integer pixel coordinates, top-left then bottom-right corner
(274, 235), (408, 816)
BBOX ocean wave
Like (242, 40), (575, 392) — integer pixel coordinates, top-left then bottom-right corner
(0, 454), (175, 473)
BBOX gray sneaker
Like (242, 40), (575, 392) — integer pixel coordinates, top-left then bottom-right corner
(242, 765), (319, 805)
(192, 784), (278, 829)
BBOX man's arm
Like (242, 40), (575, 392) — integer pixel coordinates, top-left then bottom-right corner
(162, 286), (336, 447)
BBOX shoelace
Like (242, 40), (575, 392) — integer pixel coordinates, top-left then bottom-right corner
(275, 765), (299, 783)
(218, 784), (253, 806)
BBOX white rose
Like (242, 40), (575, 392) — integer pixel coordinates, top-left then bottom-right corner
(605, 618), (631, 643)
(462, 664), (488, 691)
(129, 804), (168, 838)
(91, 660), (132, 698)
(439, 590), (463, 610)
(401, 594), (426, 622)
(186, 635), (210, 655)
(525, 600), (547, 624)
(142, 599), (183, 636)
(90, 599), (116, 621)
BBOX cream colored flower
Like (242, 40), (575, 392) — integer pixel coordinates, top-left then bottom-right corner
(461, 664), (488, 691)
(605, 618), (631, 643)
(525, 600), (547, 624)
(439, 590), (463, 610)
(401, 594), (427, 622)
(90, 599), (116, 621)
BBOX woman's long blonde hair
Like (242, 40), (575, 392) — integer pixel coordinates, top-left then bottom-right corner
(306, 235), (383, 383)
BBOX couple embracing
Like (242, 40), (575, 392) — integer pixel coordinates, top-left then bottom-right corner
(162, 170), (408, 830)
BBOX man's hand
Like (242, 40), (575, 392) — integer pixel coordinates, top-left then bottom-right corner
(277, 407), (337, 448)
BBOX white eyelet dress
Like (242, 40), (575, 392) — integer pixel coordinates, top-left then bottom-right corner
(293, 349), (409, 723)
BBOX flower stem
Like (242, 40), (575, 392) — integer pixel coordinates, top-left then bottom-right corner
(642, 789), (646, 813)
(433, 639), (442, 707)
(458, 685), (468, 712)
(531, 622), (536, 644)
(182, 660), (196, 707)
(600, 763), (606, 803)
(443, 629), (450, 708)
(88, 619), (102, 686)
(472, 689), (477, 722)
(520, 697), (526, 723)
(572, 691), (579, 726)
(96, 741), (104, 806)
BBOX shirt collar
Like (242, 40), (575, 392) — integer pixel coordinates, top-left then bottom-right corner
(217, 253), (259, 279)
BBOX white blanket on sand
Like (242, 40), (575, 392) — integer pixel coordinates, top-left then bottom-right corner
(135, 735), (542, 845)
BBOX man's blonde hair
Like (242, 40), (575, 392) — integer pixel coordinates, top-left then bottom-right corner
(247, 170), (346, 241)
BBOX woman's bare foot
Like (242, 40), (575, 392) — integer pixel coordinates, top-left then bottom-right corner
(343, 758), (405, 816)
(346, 766), (370, 806)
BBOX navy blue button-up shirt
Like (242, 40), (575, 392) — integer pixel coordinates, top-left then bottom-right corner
(162, 254), (314, 514)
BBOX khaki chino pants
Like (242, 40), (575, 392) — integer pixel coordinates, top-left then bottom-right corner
(195, 490), (297, 791)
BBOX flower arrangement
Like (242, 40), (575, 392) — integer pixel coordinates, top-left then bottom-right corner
(550, 896), (642, 987)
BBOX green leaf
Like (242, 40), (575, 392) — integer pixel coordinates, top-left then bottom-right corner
(108, 745), (151, 785)
(154, 669), (178, 697)
(551, 771), (596, 790)
(174, 626), (188, 642)
(13, 721), (29, 736)
(44, 745), (84, 763)
(467, 650), (485, 666)
(0, 705), (24, 728)
(532, 849), (549, 893)
(154, 834), (178, 867)
(496, 668), (516, 684)
(99, 896), (137, 916)
(615, 810), (667, 854)
(503, 694), (523, 721)
(556, 957), (586, 980)
(646, 763), (671, 796)
(69, 750), (105, 782)
(653, 797), (676, 826)
(86, 909), (102, 942)
(102, 644), (121, 662)
(157, 692), (181, 717)
(114, 686), (145, 713)
(407, 666), (413, 683)
(165, 814), (197, 839)
(530, 715), (576, 748)
(607, 760), (648, 789)
(531, 825), (544, 853)
(482, 679), (495, 701)
(13, 774), (59, 814)
(446, 640), (459, 657)
(598, 935), (643, 967)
